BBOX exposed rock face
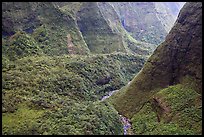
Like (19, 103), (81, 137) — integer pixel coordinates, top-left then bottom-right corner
(110, 2), (202, 118)
(67, 34), (76, 54)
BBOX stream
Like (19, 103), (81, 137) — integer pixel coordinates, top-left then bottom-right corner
(120, 115), (133, 135)
(100, 89), (119, 101)
(100, 86), (133, 135)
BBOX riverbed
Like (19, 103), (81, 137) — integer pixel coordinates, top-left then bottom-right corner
(100, 87), (133, 135)
(120, 115), (133, 135)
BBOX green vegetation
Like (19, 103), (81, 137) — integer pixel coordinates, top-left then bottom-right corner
(2, 100), (123, 135)
(2, 2), (201, 135)
(2, 2), (156, 56)
(2, 103), (45, 135)
(109, 2), (169, 45)
(76, 2), (127, 54)
(2, 30), (146, 134)
(119, 25), (157, 56)
(2, 2), (90, 56)
(131, 84), (202, 135)
(82, 34), (126, 54)
(3, 31), (42, 61)
(37, 101), (123, 135)
(2, 3), (149, 134)
(3, 53), (137, 134)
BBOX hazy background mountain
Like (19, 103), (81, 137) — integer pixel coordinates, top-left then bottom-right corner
(108, 2), (185, 45)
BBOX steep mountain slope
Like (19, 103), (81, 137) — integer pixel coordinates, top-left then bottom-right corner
(2, 2), (90, 55)
(96, 2), (157, 55)
(76, 2), (126, 54)
(2, 2), (156, 56)
(2, 32), (146, 134)
(109, 2), (184, 45)
(109, 2), (202, 135)
(2, 2), (190, 135)
(2, 2), (147, 135)
(2, 2), (183, 56)
(74, 2), (155, 55)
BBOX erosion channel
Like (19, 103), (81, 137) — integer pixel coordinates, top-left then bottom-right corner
(100, 88), (133, 135)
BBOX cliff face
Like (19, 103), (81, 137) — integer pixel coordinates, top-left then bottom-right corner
(2, 2), (156, 56)
(3, 2), (183, 56)
(76, 2), (126, 54)
(109, 2), (184, 45)
(110, 2), (202, 118)
(96, 2), (157, 55)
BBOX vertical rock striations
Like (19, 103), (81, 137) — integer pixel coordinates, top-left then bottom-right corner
(109, 2), (185, 45)
(76, 2), (127, 54)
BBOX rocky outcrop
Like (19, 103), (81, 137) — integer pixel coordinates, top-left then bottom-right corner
(110, 2), (202, 118)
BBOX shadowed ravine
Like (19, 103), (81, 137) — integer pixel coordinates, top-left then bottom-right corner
(120, 115), (134, 135)
(2, 2), (201, 135)
(100, 84), (133, 135)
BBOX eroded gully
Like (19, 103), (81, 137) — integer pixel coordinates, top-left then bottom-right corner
(100, 81), (134, 135)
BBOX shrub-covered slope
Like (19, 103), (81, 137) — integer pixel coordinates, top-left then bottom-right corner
(2, 42), (145, 134)
(2, 2), (156, 56)
(108, 2), (202, 135)
(2, 2), (90, 55)
(2, 2), (184, 56)
(131, 84), (201, 135)
(2, 2), (189, 135)
(2, 2), (149, 135)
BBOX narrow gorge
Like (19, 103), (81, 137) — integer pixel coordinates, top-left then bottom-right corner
(2, 2), (201, 135)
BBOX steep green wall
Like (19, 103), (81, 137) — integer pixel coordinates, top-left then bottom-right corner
(76, 2), (127, 54)
(2, 2), (90, 56)
(109, 2), (202, 119)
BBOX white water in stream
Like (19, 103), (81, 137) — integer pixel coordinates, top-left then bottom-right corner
(120, 115), (132, 135)
(100, 85), (133, 135)
(100, 90), (119, 101)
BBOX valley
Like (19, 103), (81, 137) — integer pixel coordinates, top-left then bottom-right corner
(2, 2), (202, 135)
